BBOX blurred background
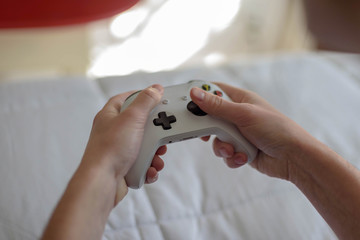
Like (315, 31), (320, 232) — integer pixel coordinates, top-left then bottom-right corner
(0, 0), (313, 82)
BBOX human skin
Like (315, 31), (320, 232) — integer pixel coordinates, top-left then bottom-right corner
(41, 81), (360, 239)
(190, 83), (360, 239)
(40, 1), (360, 238)
(41, 85), (166, 240)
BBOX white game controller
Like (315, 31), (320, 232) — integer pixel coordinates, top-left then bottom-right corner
(121, 80), (258, 189)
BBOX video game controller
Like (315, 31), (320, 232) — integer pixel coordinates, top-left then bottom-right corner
(121, 80), (258, 189)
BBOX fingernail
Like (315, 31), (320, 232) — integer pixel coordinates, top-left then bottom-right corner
(192, 87), (205, 101)
(234, 155), (248, 166)
(151, 84), (163, 94)
(149, 172), (159, 183)
(219, 148), (231, 158)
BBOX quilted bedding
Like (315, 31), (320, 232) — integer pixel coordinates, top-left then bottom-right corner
(1, 52), (359, 239)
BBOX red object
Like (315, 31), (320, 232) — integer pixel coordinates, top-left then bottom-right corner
(213, 90), (223, 97)
(0, 0), (139, 28)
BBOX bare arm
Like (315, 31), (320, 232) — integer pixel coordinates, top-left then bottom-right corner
(191, 83), (360, 239)
(291, 137), (360, 239)
(41, 85), (165, 240)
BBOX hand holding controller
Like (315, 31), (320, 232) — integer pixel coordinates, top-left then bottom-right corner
(121, 80), (258, 189)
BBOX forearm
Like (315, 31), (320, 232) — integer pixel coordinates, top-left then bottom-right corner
(41, 161), (117, 240)
(290, 136), (360, 239)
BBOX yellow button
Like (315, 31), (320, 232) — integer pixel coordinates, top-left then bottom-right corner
(202, 84), (211, 91)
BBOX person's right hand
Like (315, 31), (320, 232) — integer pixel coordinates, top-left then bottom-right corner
(190, 82), (317, 181)
(191, 82), (360, 240)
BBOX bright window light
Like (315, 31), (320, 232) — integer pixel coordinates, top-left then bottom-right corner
(88, 0), (242, 77)
(204, 52), (227, 66)
(110, 8), (148, 39)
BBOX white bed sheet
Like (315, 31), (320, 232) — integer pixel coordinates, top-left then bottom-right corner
(1, 52), (359, 239)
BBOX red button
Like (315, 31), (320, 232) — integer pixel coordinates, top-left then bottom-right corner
(213, 90), (223, 97)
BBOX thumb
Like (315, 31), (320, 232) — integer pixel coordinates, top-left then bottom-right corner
(124, 84), (164, 117)
(190, 87), (243, 123)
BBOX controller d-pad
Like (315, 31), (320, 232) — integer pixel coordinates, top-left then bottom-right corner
(187, 101), (207, 116)
(153, 112), (177, 130)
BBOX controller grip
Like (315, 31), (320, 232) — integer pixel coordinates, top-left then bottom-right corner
(126, 129), (257, 189)
(214, 128), (258, 162)
(125, 141), (159, 189)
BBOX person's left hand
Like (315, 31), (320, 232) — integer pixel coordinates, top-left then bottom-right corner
(81, 84), (166, 205)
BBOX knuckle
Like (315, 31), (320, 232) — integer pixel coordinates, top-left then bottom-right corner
(122, 107), (141, 119)
(142, 87), (161, 103)
(93, 110), (104, 125)
(121, 107), (147, 124)
(234, 103), (259, 126)
(108, 95), (118, 102)
(108, 94), (122, 105)
(208, 95), (224, 114)
(240, 102), (256, 114)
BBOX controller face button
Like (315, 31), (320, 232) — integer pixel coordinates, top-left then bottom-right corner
(213, 90), (223, 97)
(162, 99), (169, 105)
(153, 112), (177, 130)
(187, 101), (207, 116)
(181, 96), (188, 101)
(202, 84), (211, 91)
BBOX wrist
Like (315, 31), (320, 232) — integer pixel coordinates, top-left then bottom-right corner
(75, 152), (127, 209)
(284, 132), (360, 239)
(285, 132), (324, 186)
(73, 159), (118, 208)
(42, 159), (119, 240)
(78, 153), (129, 206)
(286, 132), (345, 188)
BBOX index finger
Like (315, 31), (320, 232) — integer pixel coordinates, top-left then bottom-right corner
(102, 90), (137, 114)
(213, 82), (276, 110)
(213, 82), (256, 104)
